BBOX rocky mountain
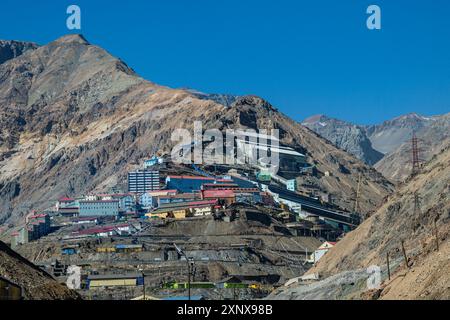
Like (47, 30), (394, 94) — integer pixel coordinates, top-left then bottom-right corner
(365, 113), (439, 155)
(186, 89), (239, 107)
(302, 115), (384, 165)
(0, 40), (38, 64)
(272, 146), (450, 299)
(0, 240), (79, 299)
(0, 34), (393, 227)
(373, 113), (450, 182)
(303, 113), (450, 182)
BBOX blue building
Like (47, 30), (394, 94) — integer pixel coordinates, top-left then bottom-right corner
(166, 175), (241, 193)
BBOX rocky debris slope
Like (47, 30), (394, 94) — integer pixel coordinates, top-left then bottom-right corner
(0, 40), (38, 65)
(0, 240), (79, 299)
(272, 146), (450, 299)
(302, 115), (383, 165)
(0, 34), (393, 226)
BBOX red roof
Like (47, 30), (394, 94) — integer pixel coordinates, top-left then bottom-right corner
(75, 224), (130, 235)
(168, 175), (216, 181)
(59, 197), (75, 202)
(202, 190), (236, 198)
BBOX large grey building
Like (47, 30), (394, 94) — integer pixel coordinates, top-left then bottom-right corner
(79, 200), (119, 217)
(127, 170), (160, 193)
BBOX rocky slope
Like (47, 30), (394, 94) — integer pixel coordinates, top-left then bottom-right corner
(302, 115), (383, 165)
(272, 146), (450, 299)
(0, 34), (393, 227)
(0, 240), (79, 299)
(365, 113), (438, 154)
(0, 40), (38, 64)
(303, 113), (450, 182)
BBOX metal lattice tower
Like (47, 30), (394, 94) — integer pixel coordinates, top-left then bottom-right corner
(411, 132), (421, 175)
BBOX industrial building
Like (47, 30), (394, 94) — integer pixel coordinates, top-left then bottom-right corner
(165, 175), (233, 193)
(79, 200), (119, 217)
(140, 190), (177, 208)
(234, 131), (308, 173)
(11, 213), (51, 247)
(146, 200), (218, 219)
(128, 170), (160, 193)
(98, 194), (135, 212)
(86, 274), (144, 289)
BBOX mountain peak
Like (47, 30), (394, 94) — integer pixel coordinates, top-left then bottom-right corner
(302, 114), (329, 124)
(53, 34), (89, 45)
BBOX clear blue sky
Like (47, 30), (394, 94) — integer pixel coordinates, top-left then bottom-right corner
(1, 0), (449, 124)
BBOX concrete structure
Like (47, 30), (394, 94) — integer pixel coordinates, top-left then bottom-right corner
(87, 274), (143, 289)
(128, 170), (160, 193)
(79, 200), (119, 217)
(310, 241), (336, 263)
(12, 213), (51, 247)
(235, 131), (307, 172)
(99, 194), (135, 212)
(140, 190), (177, 208)
(56, 197), (77, 210)
(158, 193), (202, 207)
(286, 179), (297, 192)
(143, 156), (164, 169)
(73, 223), (134, 238)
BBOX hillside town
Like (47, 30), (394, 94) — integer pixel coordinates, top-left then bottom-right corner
(6, 137), (362, 300)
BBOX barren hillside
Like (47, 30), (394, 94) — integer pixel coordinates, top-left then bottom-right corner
(272, 146), (450, 299)
(0, 240), (79, 299)
(0, 34), (393, 227)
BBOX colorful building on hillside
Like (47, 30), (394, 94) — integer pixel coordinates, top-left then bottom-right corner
(140, 190), (178, 208)
(145, 200), (218, 220)
(201, 190), (236, 206)
(165, 175), (234, 193)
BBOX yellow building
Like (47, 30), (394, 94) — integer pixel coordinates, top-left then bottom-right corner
(87, 274), (142, 289)
(145, 200), (215, 220)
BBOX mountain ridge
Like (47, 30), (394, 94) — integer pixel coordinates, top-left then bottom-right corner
(303, 112), (450, 181)
(0, 35), (393, 227)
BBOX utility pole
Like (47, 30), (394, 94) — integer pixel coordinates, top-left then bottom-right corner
(386, 251), (391, 280)
(354, 172), (362, 214)
(401, 240), (409, 269)
(433, 217), (440, 252)
(143, 272), (146, 300)
(174, 243), (194, 301)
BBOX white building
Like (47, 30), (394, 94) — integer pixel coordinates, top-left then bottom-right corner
(310, 241), (336, 264)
